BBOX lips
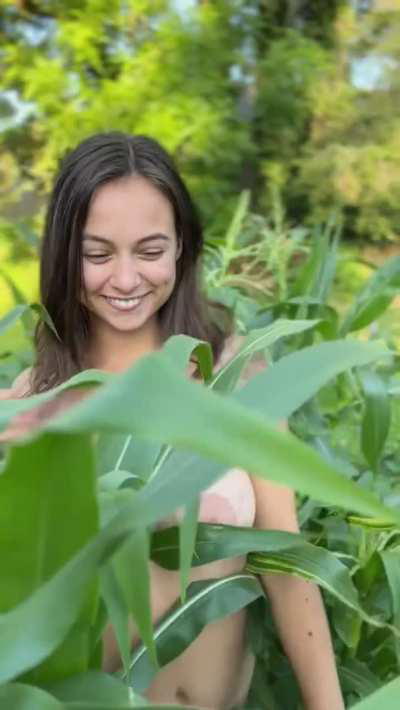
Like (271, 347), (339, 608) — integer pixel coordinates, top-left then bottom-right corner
(102, 293), (150, 312)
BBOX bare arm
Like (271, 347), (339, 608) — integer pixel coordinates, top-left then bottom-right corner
(251, 468), (344, 710)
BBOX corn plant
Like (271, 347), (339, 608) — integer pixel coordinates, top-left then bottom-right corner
(1, 210), (400, 707)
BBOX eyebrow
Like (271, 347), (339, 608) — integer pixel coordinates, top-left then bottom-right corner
(82, 233), (170, 246)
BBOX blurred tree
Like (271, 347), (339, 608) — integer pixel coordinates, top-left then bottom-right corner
(0, 0), (400, 241)
(0, 0), (254, 233)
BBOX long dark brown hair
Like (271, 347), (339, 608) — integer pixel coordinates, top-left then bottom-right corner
(30, 132), (233, 393)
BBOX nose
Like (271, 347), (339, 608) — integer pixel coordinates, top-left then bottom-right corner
(109, 256), (142, 294)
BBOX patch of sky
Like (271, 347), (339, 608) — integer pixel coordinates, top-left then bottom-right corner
(351, 55), (397, 90)
(0, 91), (36, 133)
(11, 16), (56, 46)
(172, 0), (195, 13)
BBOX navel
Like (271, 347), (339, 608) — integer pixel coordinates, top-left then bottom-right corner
(176, 686), (190, 704)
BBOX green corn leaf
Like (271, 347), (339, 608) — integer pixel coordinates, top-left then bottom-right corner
(351, 676), (400, 709)
(0, 434), (98, 685)
(47, 669), (134, 705)
(151, 523), (397, 634)
(179, 497), (200, 604)
(100, 564), (131, 674)
(380, 548), (400, 664)
(112, 528), (157, 668)
(359, 369), (391, 471)
(338, 658), (381, 698)
(236, 339), (391, 422)
(0, 684), (62, 709)
(246, 550), (396, 634)
(340, 256), (400, 335)
(0, 305), (28, 335)
(24, 347), (396, 523)
(0, 682), (194, 710)
(126, 573), (263, 693)
(210, 319), (319, 394)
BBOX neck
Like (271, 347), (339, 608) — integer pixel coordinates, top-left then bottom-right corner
(85, 315), (163, 373)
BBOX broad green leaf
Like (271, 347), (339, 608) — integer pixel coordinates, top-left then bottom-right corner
(47, 669), (133, 704)
(380, 548), (400, 664)
(161, 334), (213, 382)
(113, 528), (157, 667)
(0, 684), (62, 709)
(100, 564), (131, 674)
(290, 219), (339, 302)
(0, 434), (98, 685)
(0, 465), (135, 683)
(236, 339), (391, 421)
(0, 269), (29, 305)
(99, 469), (143, 492)
(179, 497), (200, 603)
(30, 304), (62, 342)
(107, 336), (212, 607)
(347, 515), (397, 531)
(100, 335), (211, 488)
(0, 270), (36, 338)
(151, 523), (351, 570)
(151, 523), (397, 633)
(1, 346), (399, 681)
(210, 319), (319, 394)
(0, 432), (390, 685)
(292, 218), (340, 309)
(0, 302), (60, 341)
(0, 682), (192, 710)
(0, 305), (28, 335)
(359, 369), (391, 471)
(340, 256), (400, 335)
(0, 481), (143, 685)
(351, 676), (400, 709)
(333, 600), (363, 649)
(96, 434), (161, 482)
(338, 658), (381, 698)
(32, 344), (397, 521)
(246, 550), (394, 633)
(127, 573), (263, 693)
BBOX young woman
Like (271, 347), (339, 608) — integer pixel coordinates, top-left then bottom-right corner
(1, 133), (344, 709)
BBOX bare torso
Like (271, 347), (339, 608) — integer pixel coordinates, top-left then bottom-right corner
(102, 334), (266, 708)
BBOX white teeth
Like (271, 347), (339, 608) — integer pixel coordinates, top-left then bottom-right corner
(105, 297), (141, 310)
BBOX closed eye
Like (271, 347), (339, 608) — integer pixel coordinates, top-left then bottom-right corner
(83, 253), (109, 261)
(141, 250), (164, 259)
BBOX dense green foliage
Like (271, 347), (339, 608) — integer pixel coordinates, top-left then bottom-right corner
(1, 197), (400, 708)
(1, 0), (400, 240)
(2, 2), (400, 706)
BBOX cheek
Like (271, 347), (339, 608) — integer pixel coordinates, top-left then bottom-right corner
(148, 256), (177, 286)
(83, 263), (108, 293)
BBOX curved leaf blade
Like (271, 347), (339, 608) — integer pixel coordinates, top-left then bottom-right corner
(126, 573), (263, 693)
(359, 369), (391, 471)
(236, 339), (391, 422)
(211, 319), (319, 394)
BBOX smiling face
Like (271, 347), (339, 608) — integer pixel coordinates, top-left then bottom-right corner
(81, 175), (182, 342)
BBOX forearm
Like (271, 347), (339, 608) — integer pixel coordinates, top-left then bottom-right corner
(261, 573), (344, 710)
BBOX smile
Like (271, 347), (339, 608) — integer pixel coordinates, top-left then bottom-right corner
(102, 294), (149, 311)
